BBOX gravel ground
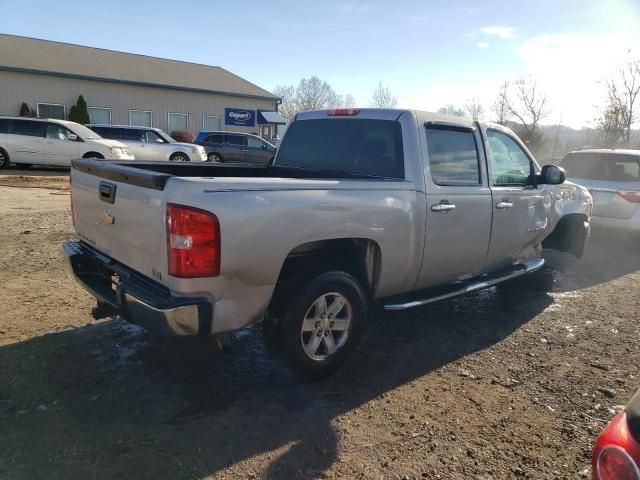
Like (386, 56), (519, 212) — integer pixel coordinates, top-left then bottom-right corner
(0, 172), (639, 480)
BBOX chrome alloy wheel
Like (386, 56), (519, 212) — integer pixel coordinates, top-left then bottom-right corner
(300, 292), (352, 361)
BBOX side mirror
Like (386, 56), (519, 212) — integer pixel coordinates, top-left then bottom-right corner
(540, 164), (566, 185)
(68, 133), (78, 141)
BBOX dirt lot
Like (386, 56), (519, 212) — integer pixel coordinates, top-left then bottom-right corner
(1, 171), (639, 480)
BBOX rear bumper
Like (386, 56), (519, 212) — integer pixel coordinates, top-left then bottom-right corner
(63, 241), (212, 336)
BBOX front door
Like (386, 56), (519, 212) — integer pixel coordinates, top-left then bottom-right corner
(483, 128), (550, 270)
(44, 123), (80, 166)
(245, 135), (268, 164)
(416, 124), (493, 289)
(225, 134), (248, 163)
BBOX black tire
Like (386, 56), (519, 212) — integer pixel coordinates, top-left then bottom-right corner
(207, 152), (222, 162)
(278, 271), (367, 379)
(15, 163), (31, 170)
(82, 152), (104, 159)
(170, 152), (190, 162)
(0, 149), (9, 169)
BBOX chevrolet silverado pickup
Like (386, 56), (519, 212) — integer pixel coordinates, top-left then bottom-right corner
(64, 108), (592, 377)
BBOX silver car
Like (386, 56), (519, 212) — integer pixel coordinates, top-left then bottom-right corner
(87, 125), (207, 162)
(561, 149), (640, 236)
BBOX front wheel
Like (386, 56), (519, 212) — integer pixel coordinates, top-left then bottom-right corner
(207, 152), (222, 162)
(0, 150), (10, 169)
(170, 152), (190, 162)
(278, 271), (367, 379)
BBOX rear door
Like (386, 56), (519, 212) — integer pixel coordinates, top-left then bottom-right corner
(483, 128), (549, 270)
(224, 134), (248, 162)
(44, 123), (80, 166)
(119, 128), (148, 159)
(416, 124), (493, 288)
(7, 119), (45, 164)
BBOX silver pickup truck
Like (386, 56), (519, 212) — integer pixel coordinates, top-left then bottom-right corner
(64, 108), (592, 377)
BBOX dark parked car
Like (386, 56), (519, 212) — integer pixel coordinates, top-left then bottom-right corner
(592, 388), (640, 479)
(194, 131), (276, 164)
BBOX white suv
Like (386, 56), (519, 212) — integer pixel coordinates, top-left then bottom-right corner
(0, 116), (134, 169)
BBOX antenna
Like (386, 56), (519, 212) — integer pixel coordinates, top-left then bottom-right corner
(551, 111), (563, 164)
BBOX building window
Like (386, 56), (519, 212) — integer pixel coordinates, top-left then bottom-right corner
(88, 107), (111, 124)
(203, 114), (221, 131)
(129, 110), (152, 127)
(37, 103), (66, 120)
(168, 112), (188, 132)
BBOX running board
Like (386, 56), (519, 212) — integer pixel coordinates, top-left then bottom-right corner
(383, 257), (545, 311)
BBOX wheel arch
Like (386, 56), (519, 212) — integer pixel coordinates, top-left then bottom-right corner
(272, 238), (382, 305)
(543, 213), (590, 257)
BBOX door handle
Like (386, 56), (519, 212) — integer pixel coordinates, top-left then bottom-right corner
(496, 201), (513, 209)
(240, 149), (249, 152)
(431, 203), (456, 212)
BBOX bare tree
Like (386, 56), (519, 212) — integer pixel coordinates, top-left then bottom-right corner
(464, 97), (484, 120)
(340, 93), (357, 108)
(273, 84), (298, 122)
(504, 79), (551, 152)
(296, 76), (341, 111)
(274, 76), (345, 122)
(594, 103), (627, 147)
(605, 59), (640, 145)
(370, 82), (398, 108)
(491, 81), (510, 125)
(437, 105), (466, 117)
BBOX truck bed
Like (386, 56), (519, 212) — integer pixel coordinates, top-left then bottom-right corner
(71, 159), (401, 191)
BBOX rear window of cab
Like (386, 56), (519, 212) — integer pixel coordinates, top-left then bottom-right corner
(562, 152), (640, 182)
(275, 119), (404, 179)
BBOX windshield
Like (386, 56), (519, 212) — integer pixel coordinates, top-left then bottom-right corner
(275, 118), (404, 178)
(155, 129), (176, 143)
(67, 123), (102, 140)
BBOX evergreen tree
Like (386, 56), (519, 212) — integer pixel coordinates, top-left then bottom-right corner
(19, 102), (31, 117)
(68, 95), (90, 124)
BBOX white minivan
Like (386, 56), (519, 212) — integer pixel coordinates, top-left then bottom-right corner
(0, 116), (134, 169)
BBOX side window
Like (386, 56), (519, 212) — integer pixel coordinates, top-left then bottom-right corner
(46, 124), (75, 141)
(0, 119), (9, 134)
(487, 130), (531, 186)
(11, 120), (45, 137)
(226, 135), (247, 147)
(145, 130), (165, 143)
(204, 134), (222, 144)
(120, 128), (145, 141)
(247, 136), (261, 148)
(425, 126), (481, 186)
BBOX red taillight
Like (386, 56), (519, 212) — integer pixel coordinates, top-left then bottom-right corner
(618, 190), (640, 203)
(327, 108), (361, 116)
(597, 446), (640, 480)
(166, 203), (220, 278)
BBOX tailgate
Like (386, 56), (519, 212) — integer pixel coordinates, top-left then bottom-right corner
(71, 165), (168, 285)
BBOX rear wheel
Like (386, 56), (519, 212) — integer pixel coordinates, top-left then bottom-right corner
(207, 152), (222, 162)
(0, 149), (9, 169)
(277, 271), (367, 379)
(170, 152), (190, 162)
(82, 152), (104, 159)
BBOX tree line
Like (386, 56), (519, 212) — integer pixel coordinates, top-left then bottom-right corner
(275, 58), (639, 159)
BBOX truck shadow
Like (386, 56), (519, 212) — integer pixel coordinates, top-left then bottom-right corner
(545, 233), (640, 292)
(0, 285), (552, 480)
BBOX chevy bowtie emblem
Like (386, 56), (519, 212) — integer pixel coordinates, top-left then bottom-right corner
(99, 212), (115, 225)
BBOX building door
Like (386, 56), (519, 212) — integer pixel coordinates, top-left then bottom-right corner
(260, 125), (272, 140)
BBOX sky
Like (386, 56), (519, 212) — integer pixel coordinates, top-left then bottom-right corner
(1, 0), (639, 128)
